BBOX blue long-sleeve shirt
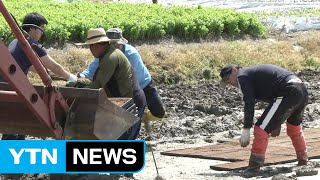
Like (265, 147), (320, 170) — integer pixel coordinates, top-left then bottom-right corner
(80, 44), (151, 89)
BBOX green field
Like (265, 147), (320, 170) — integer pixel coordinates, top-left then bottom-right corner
(1, 0), (320, 85)
(0, 0), (267, 45)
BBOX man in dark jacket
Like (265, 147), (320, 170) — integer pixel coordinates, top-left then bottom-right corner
(0, 11), (78, 180)
(1, 12), (77, 140)
(220, 64), (308, 171)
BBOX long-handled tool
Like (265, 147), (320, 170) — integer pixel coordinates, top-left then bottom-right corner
(142, 110), (165, 180)
(149, 141), (164, 180)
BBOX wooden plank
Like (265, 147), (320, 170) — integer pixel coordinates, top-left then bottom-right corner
(210, 153), (320, 171)
(161, 128), (320, 171)
(210, 161), (248, 171)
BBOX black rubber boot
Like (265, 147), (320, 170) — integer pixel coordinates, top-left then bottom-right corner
(243, 153), (265, 173)
(297, 151), (308, 166)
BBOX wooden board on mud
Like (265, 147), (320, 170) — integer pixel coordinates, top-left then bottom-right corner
(161, 128), (320, 171)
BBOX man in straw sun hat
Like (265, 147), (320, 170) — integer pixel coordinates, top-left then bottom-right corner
(69, 27), (146, 140)
(79, 28), (165, 138)
(220, 64), (308, 172)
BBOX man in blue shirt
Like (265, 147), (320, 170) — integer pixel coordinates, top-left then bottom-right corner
(80, 28), (165, 124)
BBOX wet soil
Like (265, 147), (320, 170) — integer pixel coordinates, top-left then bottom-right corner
(2, 72), (320, 180)
(9, 69), (318, 180)
(3, 48), (320, 180)
(143, 69), (320, 141)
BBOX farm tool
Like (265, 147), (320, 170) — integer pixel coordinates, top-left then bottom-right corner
(142, 110), (166, 180)
(0, 0), (139, 140)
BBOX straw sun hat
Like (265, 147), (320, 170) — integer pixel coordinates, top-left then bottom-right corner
(76, 28), (111, 46)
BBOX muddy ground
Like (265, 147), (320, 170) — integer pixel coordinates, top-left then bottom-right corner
(143, 69), (320, 139)
(133, 69), (320, 180)
(3, 70), (320, 180)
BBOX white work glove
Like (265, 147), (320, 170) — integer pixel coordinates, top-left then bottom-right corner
(239, 128), (250, 147)
(68, 74), (77, 82)
(77, 72), (85, 78)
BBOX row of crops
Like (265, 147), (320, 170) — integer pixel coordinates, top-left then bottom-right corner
(0, 0), (268, 45)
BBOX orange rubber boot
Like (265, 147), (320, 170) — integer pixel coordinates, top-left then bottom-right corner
(286, 122), (308, 166)
(245, 126), (270, 172)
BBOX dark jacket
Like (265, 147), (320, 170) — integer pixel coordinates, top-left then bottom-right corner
(238, 64), (296, 128)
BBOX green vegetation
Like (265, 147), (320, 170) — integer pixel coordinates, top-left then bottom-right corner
(0, 0), (267, 45)
(2, 0), (319, 85)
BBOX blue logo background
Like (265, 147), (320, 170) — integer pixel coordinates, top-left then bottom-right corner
(0, 140), (145, 174)
(0, 140), (66, 173)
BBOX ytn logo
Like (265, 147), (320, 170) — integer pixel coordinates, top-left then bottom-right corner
(0, 140), (65, 174)
(9, 148), (57, 164)
(0, 140), (144, 174)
